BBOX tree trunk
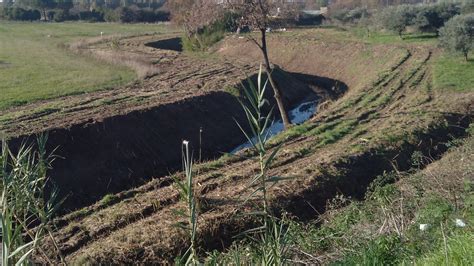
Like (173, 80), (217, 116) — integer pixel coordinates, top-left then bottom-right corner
(259, 29), (291, 129)
(42, 9), (47, 21)
(465, 52), (468, 62)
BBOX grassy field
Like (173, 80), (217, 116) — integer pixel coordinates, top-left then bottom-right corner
(0, 22), (174, 110)
(313, 26), (473, 92)
(433, 55), (474, 92)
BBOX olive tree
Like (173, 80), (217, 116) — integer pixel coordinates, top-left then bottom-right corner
(378, 4), (416, 39)
(439, 14), (474, 61)
(414, 3), (460, 34)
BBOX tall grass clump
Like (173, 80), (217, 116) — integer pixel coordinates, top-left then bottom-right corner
(173, 140), (199, 265)
(1, 134), (63, 265)
(182, 20), (225, 52)
(234, 65), (292, 265)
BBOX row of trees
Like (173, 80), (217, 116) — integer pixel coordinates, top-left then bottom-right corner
(0, 0), (169, 22)
(1, 6), (41, 20)
(328, 0), (437, 10)
(378, 3), (462, 37)
(330, 2), (471, 38)
(2, 0), (166, 10)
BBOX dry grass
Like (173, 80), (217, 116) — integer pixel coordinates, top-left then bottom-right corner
(68, 36), (160, 79)
(88, 49), (159, 79)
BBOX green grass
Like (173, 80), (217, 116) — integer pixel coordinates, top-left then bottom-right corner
(348, 27), (438, 45)
(321, 26), (438, 45)
(415, 231), (474, 265)
(433, 55), (474, 92)
(0, 21), (174, 110)
(99, 194), (118, 206)
(324, 27), (473, 93)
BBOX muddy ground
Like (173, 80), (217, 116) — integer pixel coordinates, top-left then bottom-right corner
(2, 29), (472, 264)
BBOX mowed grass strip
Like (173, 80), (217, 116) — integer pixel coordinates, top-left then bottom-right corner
(0, 22), (172, 110)
(433, 55), (474, 92)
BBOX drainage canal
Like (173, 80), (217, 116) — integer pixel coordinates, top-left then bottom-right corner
(231, 98), (318, 153)
(145, 37), (183, 52)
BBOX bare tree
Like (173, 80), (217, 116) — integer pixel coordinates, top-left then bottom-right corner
(167, 0), (223, 37)
(167, 0), (296, 128)
(227, 0), (296, 128)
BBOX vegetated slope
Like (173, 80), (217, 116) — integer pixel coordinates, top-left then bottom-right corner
(289, 130), (473, 264)
(37, 30), (473, 264)
(1, 33), (318, 210)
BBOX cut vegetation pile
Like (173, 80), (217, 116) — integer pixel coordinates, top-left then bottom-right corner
(9, 29), (468, 263)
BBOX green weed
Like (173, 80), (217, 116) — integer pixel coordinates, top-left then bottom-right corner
(100, 194), (118, 206)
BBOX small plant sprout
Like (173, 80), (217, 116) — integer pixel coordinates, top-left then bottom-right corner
(235, 64), (291, 264)
(173, 140), (200, 265)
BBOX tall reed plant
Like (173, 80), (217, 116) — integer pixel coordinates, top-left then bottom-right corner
(173, 140), (199, 265)
(235, 65), (291, 265)
(1, 135), (63, 265)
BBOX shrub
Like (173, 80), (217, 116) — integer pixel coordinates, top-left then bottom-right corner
(439, 14), (474, 61)
(181, 11), (243, 52)
(331, 8), (350, 23)
(221, 11), (240, 32)
(117, 7), (137, 23)
(414, 3), (460, 33)
(103, 7), (169, 23)
(331, 7), (369, 24)
(53, 9), (67, 22)
(182, 22), (225, 52)
(46, 10), (55, 20)
(11, 7), (27, 20)
(346, 7), (369, 23)
(1, 7), (41, 21)
(103, 8), (119, 22)
(378, 5), (417, 38)
(154, 10), (170, 22)
(462, 0), (474, 14)
(414, 6), (443, 33)
(75, 10), (104, 22)
(29, 9), (41, 20)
